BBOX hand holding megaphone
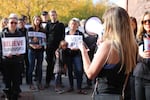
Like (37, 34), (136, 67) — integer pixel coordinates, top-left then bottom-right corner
(78, 41), (90, 53)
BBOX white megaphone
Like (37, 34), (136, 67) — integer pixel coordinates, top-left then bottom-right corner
(84, 16), (103, 38)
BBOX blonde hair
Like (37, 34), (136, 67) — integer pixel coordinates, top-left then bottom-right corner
(49, 9), (57, 15)
(102, 7), (138, 74)
(68, 18), (80, 29)
(137, 11), (150, 41)
(59, 40), (68, 48)
(0, 18), (8, 30)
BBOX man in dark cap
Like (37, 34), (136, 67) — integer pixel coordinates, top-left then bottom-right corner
(41, 11), (49, 29)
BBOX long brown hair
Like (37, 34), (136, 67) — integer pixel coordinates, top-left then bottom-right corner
(102, 7), (138, 74)
(32, 15), (42, 30)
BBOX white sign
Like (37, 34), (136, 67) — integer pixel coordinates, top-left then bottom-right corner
(28, 31), (46, 46)
(2, 37), (26, 56)
(65, 35), (83, 49)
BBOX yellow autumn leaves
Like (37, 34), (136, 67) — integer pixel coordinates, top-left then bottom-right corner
(0, 0), (107, 24)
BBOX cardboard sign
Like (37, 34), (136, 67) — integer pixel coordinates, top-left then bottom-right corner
(2, 37), (26, 56)
(28, 31), (46, 46)
(65, 35), (83, 49)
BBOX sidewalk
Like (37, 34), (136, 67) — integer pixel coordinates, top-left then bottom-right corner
(0, 57), (93, 100)
(0, 75), (93, 100)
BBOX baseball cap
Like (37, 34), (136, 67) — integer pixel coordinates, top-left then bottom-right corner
(41, 11), (48, 15)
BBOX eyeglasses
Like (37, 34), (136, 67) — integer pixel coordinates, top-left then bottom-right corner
(142, 19), (150, 25)
(10, 22), (17, 25)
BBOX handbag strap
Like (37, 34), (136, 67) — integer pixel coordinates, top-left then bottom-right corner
(92, 78), (99, 98)
(92, 43), (112, 98)
(122, 74), (129, 100)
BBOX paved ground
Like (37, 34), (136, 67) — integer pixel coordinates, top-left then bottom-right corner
(0, 56), (93, 100)
(0, 75), (93, 100)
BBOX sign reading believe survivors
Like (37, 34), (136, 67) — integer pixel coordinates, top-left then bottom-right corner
(2, 37), (26, 56)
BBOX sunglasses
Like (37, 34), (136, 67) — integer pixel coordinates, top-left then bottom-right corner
(142, 19), (150, 24)
(10, 22), (17, 25)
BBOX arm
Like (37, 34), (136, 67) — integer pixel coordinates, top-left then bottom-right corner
(79, 41), (111, 79)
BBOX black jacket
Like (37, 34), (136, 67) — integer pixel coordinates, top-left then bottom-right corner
(0, 28), (25, 62)
(45, 21), (65, 49)
(28, 27), (45, 52)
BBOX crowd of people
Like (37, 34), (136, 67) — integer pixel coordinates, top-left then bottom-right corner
(0, 6), (149, 100)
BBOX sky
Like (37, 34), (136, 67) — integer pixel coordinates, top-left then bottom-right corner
(93, 0), (119, 4)
(93, 0), (127, 9)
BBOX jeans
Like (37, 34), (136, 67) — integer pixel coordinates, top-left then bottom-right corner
(130, 74), (135, 100)
(24, 51), (29, 84)
(67, 60), (74, 88)
(28, 49), (44, 84)
(135, 77), (150, 100)
(45, 48), (56, 84)
(55, 73), (62, 86)
(72, 55), (83, 89)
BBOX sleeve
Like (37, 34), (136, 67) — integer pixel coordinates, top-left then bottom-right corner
(139, 44), (144, 56)
(45, 22), (50, 35)
(59, 23), (65, 41)
(0, 34), (2, 62)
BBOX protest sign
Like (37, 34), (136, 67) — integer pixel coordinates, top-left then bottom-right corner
(65, 35), (83, 49)
(2, 37), (26, 56)
(28, 31), (46, 46)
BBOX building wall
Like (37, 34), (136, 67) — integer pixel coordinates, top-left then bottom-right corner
(128, 0), (150, 25)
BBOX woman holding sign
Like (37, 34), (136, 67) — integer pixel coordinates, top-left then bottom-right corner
(134, 11), (150, 100)
(27, 15), (45, 90)
(65, 18), (87, 94)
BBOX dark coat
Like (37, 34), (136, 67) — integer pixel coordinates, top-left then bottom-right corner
(45, 21), (65, 49)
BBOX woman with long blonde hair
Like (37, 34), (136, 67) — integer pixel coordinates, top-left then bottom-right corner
(28, 15), (45, 90)
(134, 11), (150, 100)
(79, 7), (138, 99)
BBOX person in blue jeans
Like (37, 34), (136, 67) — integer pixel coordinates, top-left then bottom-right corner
(65, 18), (87, 94)
(28, 15), (45, 90)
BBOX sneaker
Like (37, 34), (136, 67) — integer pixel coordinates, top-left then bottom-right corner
(37, 84), (44, 90)
(55, 89), (65, 94)
(29, 85), (36, 90)
(77, 90), (87, 95)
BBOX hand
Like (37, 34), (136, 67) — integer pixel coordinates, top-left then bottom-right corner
(6, 54), (12, 58)
(78, 41), (89, 53)
(29, 44), (36, 49)
(96, 36), (103, 46)
(16, 53), (20, 56)
(55, 50), (59, 58)
(36, 45), (42, 49)
(141, 51), (150, 58)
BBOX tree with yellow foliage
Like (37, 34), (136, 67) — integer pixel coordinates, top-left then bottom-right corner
(0, 0), (107, 24)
